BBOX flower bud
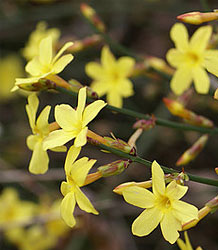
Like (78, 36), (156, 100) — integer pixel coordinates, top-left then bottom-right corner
(176, 134), (208, 166)
(215, 167), (218, 175)
(133, 116), (156, 131)
(66, 35), (102, 53)
(98, 159), (131, 177)
(163, 98), (214, 128)
(80, 3), (106, 32)
(104, 136), (136, 156)
(146, 56), (174, 75)
(177, 11), (218, 25)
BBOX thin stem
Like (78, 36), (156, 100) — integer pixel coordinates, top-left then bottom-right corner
(55, 86), (218, 135)
(97, 144), (218, 187)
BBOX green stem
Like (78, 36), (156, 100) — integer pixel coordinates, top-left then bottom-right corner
(98, 144), (218, 187)
(55, 86), (218, 135)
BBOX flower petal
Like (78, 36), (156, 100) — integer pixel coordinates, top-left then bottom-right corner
(204, 50), (218, 77)
(116, 79), (134, 97)
(60, 181), (72, 196)
(55, 104), (77, 131)
(107, 91), (122, 108)
(166, 49), (185, 68)
(25, 57), (43, 76)
(166, 181), (188, 200)
(26, 94), (39, 132)
(60, 192), (76, 227)
(29, 141), (49, 174)
(75, 186), (98, 214)
(170, 67), (192, 95)
(90, 80), (109, 97)
(190, 26), (212, 52)
(85, 62), (104, 80)
(36, 105), (51, 135)
(160, 213), (181, 244)
(192, 67), (210, 94)
(117, 57), (135, 77)
(152, 160), (165, 196)
(39, 36), (53, 66)
(43, 129), (76, 150)
(101, 46), (116, 69)
(132, 207), (162, 237)
(26, 135), (38, 150)
(74, 127), (88, 147)
(82, 100), (106, 127)
(170, 23), (189, 52)
(53, 54), (74, 74)
(172, 200), (198, 223)
(77, 87), (87, 120)
(52, 42), (74, 64)
(70, 158), (96, 186)
(122, 186), (155, 208)
(64, 145), (81, 175)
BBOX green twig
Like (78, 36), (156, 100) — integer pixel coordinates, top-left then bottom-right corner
(98, 143), (218, 187)
(55, 86), (218, 135)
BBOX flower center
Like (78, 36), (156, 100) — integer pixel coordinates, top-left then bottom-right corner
(186, 51), (201, 66)
(156, 195), (171, 212)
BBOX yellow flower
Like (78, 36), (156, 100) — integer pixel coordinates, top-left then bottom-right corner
(26, 94), (66, 174)
(166, 23), (218, 95)
(121, 161), (198, 244)
(85, 46), (135, 108)
(15, 36), (73, 89)
(22, 21), (60, 61)
(0, 188), (35, 228)
(26, 93), (51, 174)
(43, 87), (106, 150)
(0, 55), (24, 100)
(177, 231), (203, 250)
(60, 146), (98, 227)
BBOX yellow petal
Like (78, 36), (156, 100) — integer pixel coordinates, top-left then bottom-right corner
(60, 192), (76, 227)
(74, 127), (88, 147)
(26, 94), (39, 132)
(117, 57), (135, 76)
(101, 46), (116, 69)
(85, 62), (104, 80)
(204, 50), (218, 77)
(26, 134), (38, 150)
(190, 26), (212, 52)
(15, 76), (42, 85)
(55, 104), (77, 131)
(70, 158), (96, 186)
(90, 80), (109, 97)
(43, 129), (76, 150)
(172, 200), (198, 223)
(52, 41), (74, 64)
(152, 160), (165, 196)
(29, 141), (49, 174)
(193, 67), (210, 94)
(170, 67), (192, 95)
(166, 181), (188, 200)
(122, 186), (155, 208)
(39, 36), (53, 66)
(166, 49), (185, 68)
(107, 91), (122, 108)
(49, 145), (67, 152)
(160, 213), (181, 244)
(64, 145), (81, 175)
(75, 186), (98, 215)
(170, 23), (189, 52)
(116, 79), (134, 97)
(36, 105), (51, 135)
(132, 207), (162, 236)
(77, 87), (87, 120)
(25, 57), (42, 76)
(82, 100), (106, 127)
(60, 181), (72, 196)
(53, 54), (74, 74)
